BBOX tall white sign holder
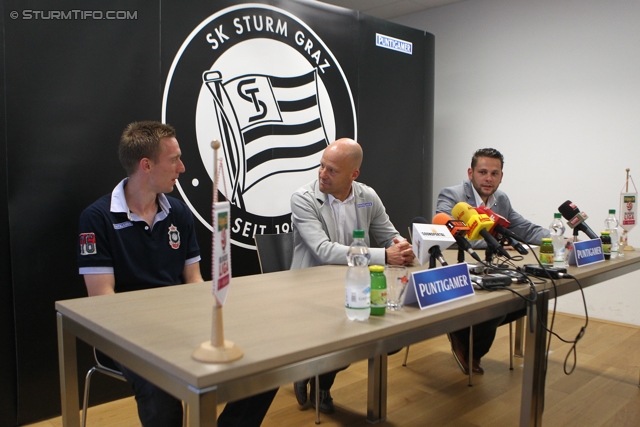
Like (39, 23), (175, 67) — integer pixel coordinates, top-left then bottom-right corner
(619, 168), (636, 253)
(192, 140), (243, 363)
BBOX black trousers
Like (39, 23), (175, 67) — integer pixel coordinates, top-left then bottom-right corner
(116, 361), (277, 427)
(310, 348), (401, 390)
(451, 314), (506, 361)
(309, 365), (349, 390)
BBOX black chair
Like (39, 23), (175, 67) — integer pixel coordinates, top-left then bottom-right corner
(254, 232), (321, 424)
(83, 349), (187, 426)
(254, 232), (294, 273)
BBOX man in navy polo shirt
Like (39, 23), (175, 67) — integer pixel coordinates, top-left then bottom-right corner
(78, 121), (276, 427)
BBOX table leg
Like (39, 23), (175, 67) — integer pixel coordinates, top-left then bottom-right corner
(514, 316), (526, 357)
(519, 290), (549, 427)
(187, 388), (218, 427)
(57, 313), (80, 427)
(366, 353), (387, 423)
(468, 325), (474, 386)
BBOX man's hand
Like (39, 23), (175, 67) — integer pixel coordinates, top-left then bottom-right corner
(386, 237), (415, 266)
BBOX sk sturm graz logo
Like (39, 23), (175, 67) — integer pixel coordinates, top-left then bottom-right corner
(163, 4), (356, 249)
(167, 224), (181, 249)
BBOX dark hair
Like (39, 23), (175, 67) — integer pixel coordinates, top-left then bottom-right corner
(471, 148), (504, 170)
(118, 121), (176, 175)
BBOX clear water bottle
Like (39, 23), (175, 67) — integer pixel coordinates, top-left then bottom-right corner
(549, 213), (566, 266)
(604, 209), (619, 259)
(345, 229), (371, 321)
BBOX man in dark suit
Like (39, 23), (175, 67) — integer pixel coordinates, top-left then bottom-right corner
(436, 147), (549, 375)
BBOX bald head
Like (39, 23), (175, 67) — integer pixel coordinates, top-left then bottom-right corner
(326, 138), (363, 169)
(318, 138), (363, 201)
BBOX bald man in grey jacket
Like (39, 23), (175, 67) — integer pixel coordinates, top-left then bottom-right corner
(290, 138), (413, 413)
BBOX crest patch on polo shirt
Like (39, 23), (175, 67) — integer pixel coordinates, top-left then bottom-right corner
(79, 233), (97, 255)
(168, 224), (180, 249)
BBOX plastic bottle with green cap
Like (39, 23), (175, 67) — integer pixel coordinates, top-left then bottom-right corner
(345, 229), (371, 321)
(604, 209), (619, 259)
(549, 212), (566, 266)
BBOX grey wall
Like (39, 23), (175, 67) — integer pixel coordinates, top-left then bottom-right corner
(395, 0), (640, 325)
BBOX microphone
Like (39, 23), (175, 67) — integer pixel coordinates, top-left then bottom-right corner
(558, 200), (599, 240)
(476, 206), (528, 255)
(411, 216), (450, 267)
(451, 202), (512, 259)
(432, 212), (483, 263)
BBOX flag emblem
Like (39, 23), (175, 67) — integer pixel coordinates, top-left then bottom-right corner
(163, 4), (357, 249)
(203, 70), (329, 210)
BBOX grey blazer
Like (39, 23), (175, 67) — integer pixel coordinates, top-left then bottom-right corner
(436, 180), (549, 247)
(290, 180), (401, 269)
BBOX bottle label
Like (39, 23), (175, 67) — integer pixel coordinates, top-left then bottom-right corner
(539, 252), (553, 265)
(370, 288), (387, 309)
(345, 286), (371, 309)
(553, 252), (565, 262)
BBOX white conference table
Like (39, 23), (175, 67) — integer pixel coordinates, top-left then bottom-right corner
(56, 250), (640, 427)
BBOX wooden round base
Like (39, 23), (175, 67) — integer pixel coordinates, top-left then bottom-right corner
(192, 340), (243, 363)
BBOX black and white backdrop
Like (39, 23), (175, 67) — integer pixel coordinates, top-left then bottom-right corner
(0, 0), (433, 423)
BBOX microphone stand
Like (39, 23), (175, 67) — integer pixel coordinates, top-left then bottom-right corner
(485, 246), (494, 264)
(528, 287), (536, 333)
(566, 228), (580, 265)
(429, 253), (437, 269)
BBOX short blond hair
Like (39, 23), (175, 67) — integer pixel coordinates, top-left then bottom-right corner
(118, 121), (176, 175)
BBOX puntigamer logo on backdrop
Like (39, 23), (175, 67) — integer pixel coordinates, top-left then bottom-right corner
(163, 3), (356, 249)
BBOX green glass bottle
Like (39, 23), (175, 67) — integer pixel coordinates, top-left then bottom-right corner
(369, 265), (386, 316)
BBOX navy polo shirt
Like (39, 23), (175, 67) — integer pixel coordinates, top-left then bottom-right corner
(78, 179), (201, 292)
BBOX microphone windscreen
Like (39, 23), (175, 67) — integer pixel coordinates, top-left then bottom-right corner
(411, 216), (429, 224)
(479, 206), (511, 228)
(558, 200), (579, 220)
(453, 202), (494, 240)
(433, 212), (470, 237)
(558, 200), (598, 239)
(451, 202), (473, 223)
(432, 212), (452, 225)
